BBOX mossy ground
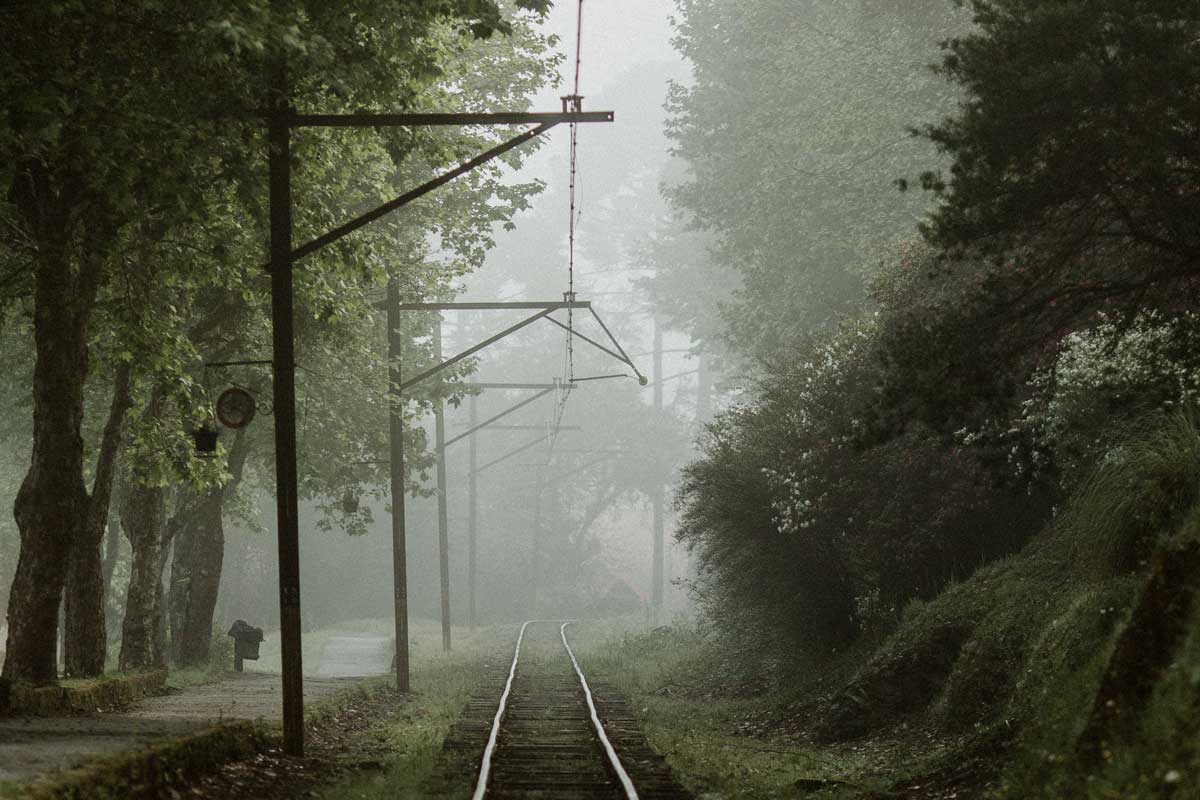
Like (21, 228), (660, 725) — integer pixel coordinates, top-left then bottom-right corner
(314, 624), (508, 800)
(0, 669), (167, 716)
(551, 507), (1200, 799)
(8, 518), (1196, 800)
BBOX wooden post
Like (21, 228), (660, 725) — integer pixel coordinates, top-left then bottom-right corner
(387, 278), (410, 692)
(531, 469), (543, 615)
(468, 392), (478, 630)
(433, 318), (452, 652)
(268, 62), (305, 756)
(651, 317), (664, 623)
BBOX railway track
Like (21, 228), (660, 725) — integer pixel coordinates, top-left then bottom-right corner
(441, 620), (691, 799)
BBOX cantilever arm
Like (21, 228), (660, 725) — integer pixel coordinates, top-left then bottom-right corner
(269, 123), (556, 269)
(587, 309), (648, 385)
(542, 316), (629, 365)
(440, 388), (555, 450)
(398, 308), (556, 392)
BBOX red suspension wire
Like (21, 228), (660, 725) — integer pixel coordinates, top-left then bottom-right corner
(567, 0), (585, 374)
(572, 0), (584, 96)
(554, 0), (585, 454)
(565, 0), (585, 385)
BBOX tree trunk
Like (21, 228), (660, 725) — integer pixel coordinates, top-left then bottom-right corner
(167, 492), (224, 666)
(2, 167), (103, 685)
(63, 362), (132, 677)
(168, 429), (249, 667)
(118, 390), (168, 672)
(119, 477), (167, 672)
(154, 523), (174, 668)
(102, 477), (123, 646)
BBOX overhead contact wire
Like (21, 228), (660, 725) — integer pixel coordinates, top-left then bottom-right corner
(566, 0), (585, 385)
(550, 0), (586, 463)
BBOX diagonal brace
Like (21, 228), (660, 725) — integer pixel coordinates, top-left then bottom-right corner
(589, 308), (647, 385)
(441, 388), (555, 450)
(275, 123), (557, 269)
(542, 316), (630, 366)
(474, 433), (553, 475)
(290, 111), (614, 127)
(398, 307), (556, 392)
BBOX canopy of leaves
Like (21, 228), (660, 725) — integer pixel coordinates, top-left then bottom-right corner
(915, 0), (1200, 337)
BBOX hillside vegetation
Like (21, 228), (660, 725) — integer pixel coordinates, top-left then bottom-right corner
(577, 412), (1198, 797)
(650, 1), (1200, 795)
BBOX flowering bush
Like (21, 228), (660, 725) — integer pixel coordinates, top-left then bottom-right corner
(678, 255), (1043, 658)
(1017, 312), (1200, 490)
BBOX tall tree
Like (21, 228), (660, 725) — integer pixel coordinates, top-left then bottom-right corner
(664, 0), (966, 361)
(0, 0), (549, 685)
(908, 0), (1200, 358)
(61, 361), (132, 676)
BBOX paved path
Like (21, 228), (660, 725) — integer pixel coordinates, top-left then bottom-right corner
(315, 635), (392, 678)
(0, 666), (369, 784)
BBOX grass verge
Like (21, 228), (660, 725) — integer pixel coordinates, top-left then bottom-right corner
(315, 624), (509, 800)
(568, 621), (898, 799)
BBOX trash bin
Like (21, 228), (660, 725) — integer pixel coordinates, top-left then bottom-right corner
(228, 619), (264, 672)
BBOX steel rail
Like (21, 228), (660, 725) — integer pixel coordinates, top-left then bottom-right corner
(471, 619), (639, 800)
(560, 622), (640, 799)
(471, 620), (530, 800)
(472, 619), (574, 800)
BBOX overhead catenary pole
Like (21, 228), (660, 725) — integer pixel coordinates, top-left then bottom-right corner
(252, 100), (612, 755)
(651, 315), (664, 624)
(268, 60), (305, 756)
(433, 317), (452, 652)
(387, 278), (410, 692)
(531, 465), (544, 615)
(468, 392), (478, 630)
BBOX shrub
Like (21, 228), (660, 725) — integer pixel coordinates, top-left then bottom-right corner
(677, 292), (1044, 665)
(1059, 406), (1200, 576)
(1017, 312), (1200, 491)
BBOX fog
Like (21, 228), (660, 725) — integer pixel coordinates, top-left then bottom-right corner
(213, 0), (700, 656)
(1, 0), (960, 677)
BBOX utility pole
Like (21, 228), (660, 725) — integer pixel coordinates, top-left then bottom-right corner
(532, 468), (544, 616)
(651, 316), (664, 624)
(268, 61), (304, 756)
(468, 391), (478, 630)
(433, 318), (452, 652)
(256, 103), (612, 756)
(387, 278), (410, 692)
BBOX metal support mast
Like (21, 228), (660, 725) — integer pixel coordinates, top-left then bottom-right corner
(257, 97), (611, 754)
(433, 318), (452, 652)
(651, 316), (665, 624)
(267, 63), (304, 756)
(468, 392), (478, 630)
(387, 278), (410, 692)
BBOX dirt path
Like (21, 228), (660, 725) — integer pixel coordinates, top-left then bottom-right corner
(0, 671), (362, 784)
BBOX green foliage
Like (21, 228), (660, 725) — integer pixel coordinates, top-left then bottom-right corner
(911, 0), (1200, 359)
(1012, 313), (1200, 489)
(677, 269), (1046, 665)
(0, 0), (561, 520)
(314, 630), (507, 800)
(1058, 407), (1200, 578)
